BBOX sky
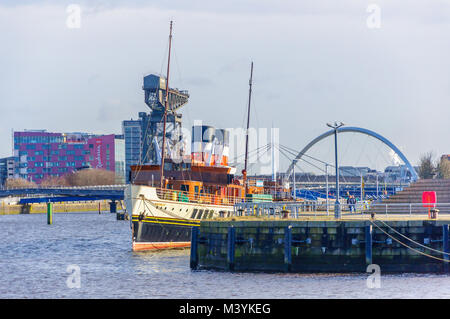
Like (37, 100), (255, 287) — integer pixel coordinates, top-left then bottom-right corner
(0, 0), (449, 175)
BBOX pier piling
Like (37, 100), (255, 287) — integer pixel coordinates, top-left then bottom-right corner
(227, 227), (236, 271)
(365, 225), (372, 265)
(109, 201), (117, 213)
(284, 226), (292, 272)
(190, 227), (199, 270)
(47, 202), (53, 225)
(443, 224), (449, 273)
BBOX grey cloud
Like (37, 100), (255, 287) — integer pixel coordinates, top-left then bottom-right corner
(0, 1), (449, 172)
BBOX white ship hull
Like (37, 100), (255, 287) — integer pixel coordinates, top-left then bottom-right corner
(125, 184), (235, 251)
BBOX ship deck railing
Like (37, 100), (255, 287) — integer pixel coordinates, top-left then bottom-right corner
(155, 187), (246, 206)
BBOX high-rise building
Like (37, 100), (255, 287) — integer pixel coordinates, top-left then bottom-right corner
(13, 130), (125, 184)
(122, 119), (142, 183)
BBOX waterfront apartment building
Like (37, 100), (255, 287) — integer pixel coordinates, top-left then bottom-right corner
(0, 156), (17, 187)
(114, 135), (126, 184)
(339, 166), (372, 177)
(13, 130), (125, 184)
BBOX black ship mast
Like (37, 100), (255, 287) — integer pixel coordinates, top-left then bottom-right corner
(242, 61), (253, 196)
(160, 21), (173, 188)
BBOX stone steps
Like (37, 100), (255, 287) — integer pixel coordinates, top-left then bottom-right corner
(369, 179), (450, 214)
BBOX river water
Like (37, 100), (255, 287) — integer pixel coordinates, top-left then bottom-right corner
(0, 212), (449, 299)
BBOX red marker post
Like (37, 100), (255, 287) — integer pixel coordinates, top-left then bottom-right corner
(422, 191), (437, 218)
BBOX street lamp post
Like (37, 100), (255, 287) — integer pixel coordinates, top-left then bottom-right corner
(376, 173), (379, 199)
(360, 172), (363, 202)
(292, 161), (296, 201)
(327, 122), (344, 219)
(325, 163), (329, 215)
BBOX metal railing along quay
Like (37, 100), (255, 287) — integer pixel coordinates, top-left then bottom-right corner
(233, 201), (450, 218)
(362, 202), (450, 216)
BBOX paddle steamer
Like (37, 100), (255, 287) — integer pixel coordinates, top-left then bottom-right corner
(125, 21), (286, 251)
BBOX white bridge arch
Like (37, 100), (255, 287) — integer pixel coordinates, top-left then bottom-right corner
(285, 126), (418, 182)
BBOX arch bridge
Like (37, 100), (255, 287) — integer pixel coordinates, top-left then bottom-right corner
(285, 126), (418, 182)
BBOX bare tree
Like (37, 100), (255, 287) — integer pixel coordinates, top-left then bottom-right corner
(437, 157), (450, 179)
(5, 178), (37, 188)
(418, 152), (436, 179)
(65, 169), (116, 186)
(40, 175), (69, 187)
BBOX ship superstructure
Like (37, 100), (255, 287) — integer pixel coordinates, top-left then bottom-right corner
(125, 124), (252, 251)
(125, 22), (288, 251)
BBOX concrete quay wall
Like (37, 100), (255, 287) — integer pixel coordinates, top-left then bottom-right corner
(0, 201), (112, 215)
(191, 219), (450, 273)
